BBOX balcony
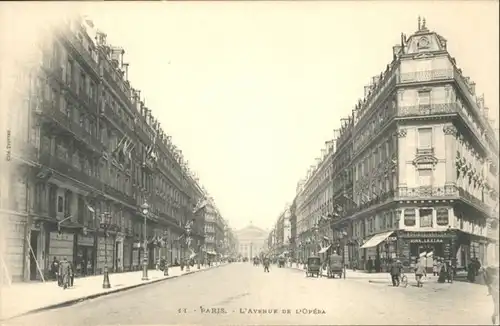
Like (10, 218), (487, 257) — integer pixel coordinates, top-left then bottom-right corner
(102, 104), (134, 137)
(37, 101), (103, 154)
(397, 103), (458, 117)
(398, 69), (454, 84)
(396, 186), (459, 198)
(103, 184), (135, 206)
(103, 68), (133, 116)
(38, 153), (102, 190)
(457, 187), (490, 213)
(63, 32), (99, 76)
(416, 147), (434, 156)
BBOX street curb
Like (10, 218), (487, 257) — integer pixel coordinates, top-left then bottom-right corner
(1, 264), (227, 322)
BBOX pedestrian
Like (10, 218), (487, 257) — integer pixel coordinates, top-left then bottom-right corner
(180, 258), (184, 271)
(433, 259), (439, 276)
(263, 257), (270, 273)
(414, 258), (426, 287)
(69, 260), (74, 287)
(50, 257), (59, 282)
(58, 257), (71, 290)
(468, 260), (476, 283)
(481, 265), (499, 325)
(367, 257), (373, 273)
(374, 257), (381, 273)
(389, 259), (402, 287)
(437, 260), (447, 283)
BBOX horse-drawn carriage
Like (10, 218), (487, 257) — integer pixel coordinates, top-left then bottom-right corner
(306, 256), (321, 277)
(326, 254), (343, 278)
(253, 257), (260, 266)
(278, 256), (286, 268)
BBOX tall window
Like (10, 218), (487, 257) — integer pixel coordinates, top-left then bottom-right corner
(418, 169), (433, 187)
(436, 208), (449, 226)
(404, 209), (416, 227)
(57, 195), (64, 213)
(418, 128), (433, 148)
(418, 90), (431, 106)
(419, 208), (433, 228)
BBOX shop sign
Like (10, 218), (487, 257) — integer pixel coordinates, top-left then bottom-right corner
(386, 236), (397, 242)
(409, 238), (444, 244)
(400, 231), (451, 239)
(78, 235), (94, 246)
(50, 232), (74, 242)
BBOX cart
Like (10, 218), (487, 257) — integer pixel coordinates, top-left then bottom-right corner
(326, 254), (343, 278)
(306, 256), (321, 277)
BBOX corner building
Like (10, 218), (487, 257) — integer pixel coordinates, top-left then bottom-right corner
(337, 20), (499, 270)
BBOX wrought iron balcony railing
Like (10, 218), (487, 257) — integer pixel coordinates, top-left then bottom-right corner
(38, 153), (102, 190)
(397, 103), (459, 117)
(103, 184), (135, 206)
(64, 32), (99, 75)
(416, 147), (434, 156)
(396, 185), (459, 198)
(398, 69), (454, 84)
(102, 104), (134, 137)
(37, 101), (103, 153)
(457, 187), (490, 212)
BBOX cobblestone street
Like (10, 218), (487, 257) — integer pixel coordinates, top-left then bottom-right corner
(4, 263), (496, 325)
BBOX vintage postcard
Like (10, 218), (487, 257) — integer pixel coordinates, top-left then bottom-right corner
(0, 1), (498, 325)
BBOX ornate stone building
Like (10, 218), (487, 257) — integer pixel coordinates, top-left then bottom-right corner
(291, 18), (499, 271)
(235, 224), (267, 260)
(2, 17), (207, 282)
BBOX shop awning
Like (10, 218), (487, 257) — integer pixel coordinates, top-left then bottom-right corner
(360, 231), (394, 249)
(318, 245), (331, 254)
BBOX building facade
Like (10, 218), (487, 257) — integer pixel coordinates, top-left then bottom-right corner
(203, 197), (225, 260)
(2, 17), (209, 282)
(235, 224), (268, 260)
(291, 18), (499, 271)
(222, 223), (238, 259)
(267, 206), (292, 257)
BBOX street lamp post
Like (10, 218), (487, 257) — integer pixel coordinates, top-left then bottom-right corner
(338, 229), (348, 279)
(185, 220), (193, 272)
(100, 212), (112, 289)
(197, 240), (201, 269)
(162, 230), (169, 276)
(141, 201), (149, 281)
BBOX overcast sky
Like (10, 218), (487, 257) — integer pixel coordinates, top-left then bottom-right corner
(2, 1), (498, 231)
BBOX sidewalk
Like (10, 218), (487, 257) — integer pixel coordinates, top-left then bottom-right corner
(0, 262), (226, 321)
(287, 264), (488, 287)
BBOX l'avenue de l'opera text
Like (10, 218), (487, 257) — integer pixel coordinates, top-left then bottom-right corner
(178, 307), (326, 315)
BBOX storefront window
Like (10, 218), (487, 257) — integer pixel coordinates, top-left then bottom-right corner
(419, 209), (433, 227)
(436, 208), (449, 226)
(404, 209), (416, 227)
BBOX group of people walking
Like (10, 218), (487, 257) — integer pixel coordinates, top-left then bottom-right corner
(388, 257), (454, 288)
(50, 256), (74, 290)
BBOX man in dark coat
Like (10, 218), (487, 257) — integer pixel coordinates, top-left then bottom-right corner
(367, 257), (373, 273)
(263, 257), (270, 273)
(389, 259), (403, 286)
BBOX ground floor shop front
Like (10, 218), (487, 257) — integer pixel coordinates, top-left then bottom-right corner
(351, 229), (497, 272)
(22, 218), (189, 281)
